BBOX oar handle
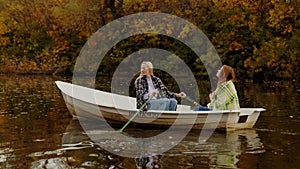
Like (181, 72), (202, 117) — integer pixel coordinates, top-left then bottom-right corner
(118, 94), (154, 132)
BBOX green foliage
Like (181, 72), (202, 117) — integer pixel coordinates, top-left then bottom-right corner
(0, 0), (298, 80)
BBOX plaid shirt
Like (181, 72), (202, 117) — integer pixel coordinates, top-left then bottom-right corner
(135, 75), (175, 109)
(207, 80), (240, 110)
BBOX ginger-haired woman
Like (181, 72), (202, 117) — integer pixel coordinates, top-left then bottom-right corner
(207, 65), (240, 110)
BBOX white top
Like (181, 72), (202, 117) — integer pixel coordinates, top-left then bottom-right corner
(144, 77), (157, 100)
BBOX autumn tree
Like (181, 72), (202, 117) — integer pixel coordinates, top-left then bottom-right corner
(244, 0), (299, 79)
(0, 0), (298, 80)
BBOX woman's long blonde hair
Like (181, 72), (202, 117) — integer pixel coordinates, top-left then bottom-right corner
(139, 61), (154, 77)
(135, 61), (154, 86)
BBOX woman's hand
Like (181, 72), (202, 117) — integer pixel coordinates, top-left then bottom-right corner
(175, 92), (186, 98)
(209, 92), (214, 101)
(149, 89), (159, 97)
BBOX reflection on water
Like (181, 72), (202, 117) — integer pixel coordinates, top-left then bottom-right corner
(0, 75), (299, 168)
(162, 129), (265, 169)
(59, 119), (265, 169)
(135, 154), (162, 169)
(0, 75), (71, 168)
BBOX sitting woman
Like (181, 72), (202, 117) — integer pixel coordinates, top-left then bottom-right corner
(194, 65), (240, 111)
(135, 61), (185, 111)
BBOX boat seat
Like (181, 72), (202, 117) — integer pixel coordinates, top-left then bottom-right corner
(176, 105), (191, 111)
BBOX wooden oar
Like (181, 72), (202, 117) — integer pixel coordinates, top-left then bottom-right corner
(183, 95), (200, 106)
(118, 94), (154, 132)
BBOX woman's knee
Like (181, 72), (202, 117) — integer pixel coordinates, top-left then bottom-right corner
(169, 98), (177, 104)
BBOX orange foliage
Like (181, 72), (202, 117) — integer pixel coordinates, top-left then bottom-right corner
(0, 0), (298, 80)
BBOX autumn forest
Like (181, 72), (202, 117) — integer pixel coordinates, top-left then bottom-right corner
(0, 0), (299, 80)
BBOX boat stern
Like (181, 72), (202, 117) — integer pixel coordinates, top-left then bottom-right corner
(226, 108), (266, 131)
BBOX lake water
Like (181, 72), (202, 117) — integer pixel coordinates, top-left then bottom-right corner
(0, 75), (299, 169)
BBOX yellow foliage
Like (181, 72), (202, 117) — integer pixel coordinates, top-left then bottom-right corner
(228, 41), (243, 51)
(266, 0), (295, 35)
(0, 0), (298, 78)
(178, 25), (191, 39)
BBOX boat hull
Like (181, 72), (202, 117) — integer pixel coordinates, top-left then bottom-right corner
(56, 81), (265, 131)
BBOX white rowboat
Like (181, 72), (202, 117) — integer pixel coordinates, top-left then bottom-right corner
(56, 81), (265, 131)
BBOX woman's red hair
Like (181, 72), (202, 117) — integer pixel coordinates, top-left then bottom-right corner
(218, 65), (236, 84)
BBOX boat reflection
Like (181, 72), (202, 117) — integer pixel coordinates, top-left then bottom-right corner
(135, 154), (162, 169)
(61, 119), (95, 151)
(164, 128), (265, 168)
(60, 118), (265, 168)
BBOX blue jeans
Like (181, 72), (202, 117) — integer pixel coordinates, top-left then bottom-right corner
(193, 105), (211, 111)
(169, 98), (177, 111)
(147, 98), (177, 111)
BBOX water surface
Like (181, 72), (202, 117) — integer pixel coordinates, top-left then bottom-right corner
(0, 75), (299, 169)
